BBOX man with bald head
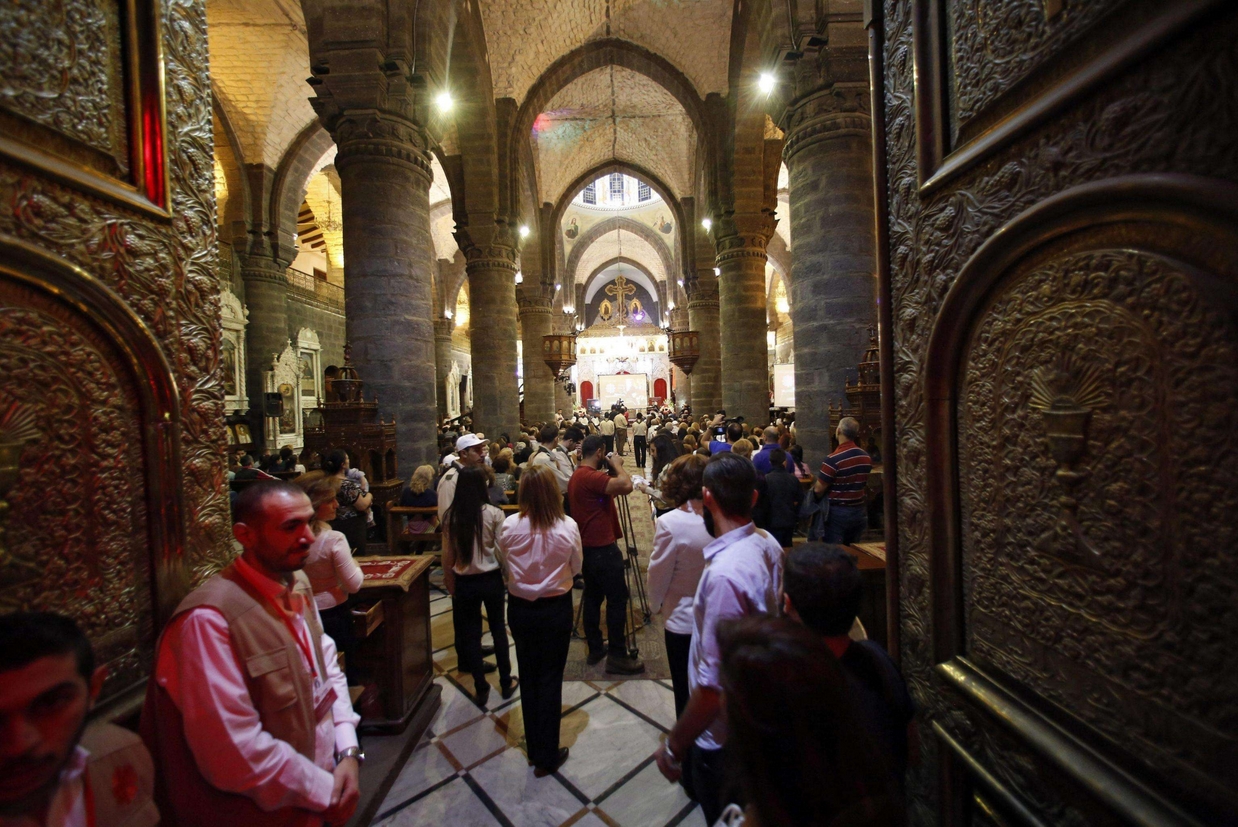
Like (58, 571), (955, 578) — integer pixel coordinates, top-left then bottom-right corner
(751, 426), (781, 475)
(142, 481), (362, 827)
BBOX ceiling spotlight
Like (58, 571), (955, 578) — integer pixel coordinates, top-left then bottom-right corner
(714, 267), (721, 276)
(677, 279), (685, 287)
(667, 300), (676, 310)
(758, 72), (777, 95)
(701, 218), (712, 231)
(444, 309), (453, 319)
(435, 91), (454, 113)
(515, 271), (524, 284)
(554, 283), (561, 291)
(519, 225), (530, 239)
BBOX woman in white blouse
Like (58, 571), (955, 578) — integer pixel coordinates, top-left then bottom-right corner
(498, 465), (582, 777)
(646, 453), (711, 717)
(295, 471), (365, 674)
(442, 466), (516, 707)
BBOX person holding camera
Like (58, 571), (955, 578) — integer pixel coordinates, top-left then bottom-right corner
(568, 435), (644, 674)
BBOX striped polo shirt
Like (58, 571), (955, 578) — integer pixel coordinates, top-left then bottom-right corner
(818, 441), (872, 507)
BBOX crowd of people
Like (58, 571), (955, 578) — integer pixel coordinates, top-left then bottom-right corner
(0, 398), (904, 827)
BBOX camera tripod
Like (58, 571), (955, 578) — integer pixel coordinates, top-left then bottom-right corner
(572, 491), (653, 658)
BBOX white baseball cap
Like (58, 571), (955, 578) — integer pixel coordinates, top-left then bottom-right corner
(456, 433), (488, 452)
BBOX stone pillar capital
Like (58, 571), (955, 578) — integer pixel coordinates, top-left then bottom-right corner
(239, 252), (289, 286)
(434, 318), (455, 341)
(713, 214), (776, 265)
(459, 226), (520, 274)
(781, 89), (871, 163)
(517, 294), (553, 315)
(321, 108), (434, 183)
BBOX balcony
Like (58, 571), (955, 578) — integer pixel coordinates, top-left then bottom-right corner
(285, 267), (344, 311)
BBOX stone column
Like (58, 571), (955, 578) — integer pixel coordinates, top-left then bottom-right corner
(669, 305), (691, 408)
(715, 218), (774, 424)
(239, 251), (290, 450)
(518, 293), (556, 426)
(464, 237), (521, 441)
(434, 318), (454, 422)
(328, 110), (439, 470)
(782, 74), (876, 464)
(687, 269), (721, 414)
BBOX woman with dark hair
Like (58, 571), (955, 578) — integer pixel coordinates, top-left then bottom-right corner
(638, 432), (686, 514)
(498, 464), (581, 777)
(713, 617), (898, 827)
(788, 444), (811, 480)
(323, 449), (371, 553)
(646, 454), (710, 717)
(442, 465), (515, 708)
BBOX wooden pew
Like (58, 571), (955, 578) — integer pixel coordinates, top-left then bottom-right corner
(385, 506), (441, 556)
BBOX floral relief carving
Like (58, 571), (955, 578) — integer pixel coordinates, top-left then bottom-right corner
(0, 0), (129, 168)
(883, 0), (1238, 821)
(947, 0), (1122, 140)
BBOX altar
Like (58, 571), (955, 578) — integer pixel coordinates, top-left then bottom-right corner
(572, 274), (672, 407)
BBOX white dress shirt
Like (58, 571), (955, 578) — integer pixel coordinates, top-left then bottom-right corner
(499, 513), (583, 600)
(2, 746), (90, 827)
(647, 503), (711, 634)
(688, 522), (783, 751)
(153, 556), (360, 816)
(442, 504), (505, 575)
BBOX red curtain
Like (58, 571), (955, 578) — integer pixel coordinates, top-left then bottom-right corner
(580, 380), (594, 403)
(653, 377), (668, 401)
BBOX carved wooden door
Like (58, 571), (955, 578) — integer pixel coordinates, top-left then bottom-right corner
(874, 1), (1238, 824)
(0, 0), (229, 711)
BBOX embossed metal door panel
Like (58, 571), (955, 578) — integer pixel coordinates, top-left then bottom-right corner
(0, 0), (229, 713)
(874, 0), (1238, 824)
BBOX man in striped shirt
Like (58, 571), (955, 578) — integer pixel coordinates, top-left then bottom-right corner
(812, 417), (872, 544)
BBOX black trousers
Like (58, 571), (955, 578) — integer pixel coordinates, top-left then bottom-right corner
(603, 434), (615, 454)
(664, 629), (692, 718)
(690, 744), (728, 825)
(508, 592), (573, 768)
(633, 436), (647, 468)
(581, 543), (629, 656)
(770, 524), (795, 548)
(319, 603), (357, 682)
(452, 569), (512, 687)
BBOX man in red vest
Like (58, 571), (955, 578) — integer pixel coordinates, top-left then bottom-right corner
(142, 481), (362, 827)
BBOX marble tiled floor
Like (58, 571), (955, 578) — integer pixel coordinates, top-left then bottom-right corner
(373, 588), (705, 827)
(373, 451), (705, 826)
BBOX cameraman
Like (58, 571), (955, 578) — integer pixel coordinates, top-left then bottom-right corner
(709, 420), (744, 456)
(568, 435), (644, 674)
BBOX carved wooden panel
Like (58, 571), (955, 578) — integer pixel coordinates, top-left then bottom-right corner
(0, 278), (152, 698)
(0, 0), (168, 214)
(0, 0), (229, 711)
(958, 244), (1238, 813)
(878, 0), (1238, 821)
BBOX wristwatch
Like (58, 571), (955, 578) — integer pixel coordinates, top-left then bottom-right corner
(336, 746), (366, 766)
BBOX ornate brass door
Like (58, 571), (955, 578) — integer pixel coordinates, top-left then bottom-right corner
(0, 0), (230, 712)
(874, 1), (1238, 823)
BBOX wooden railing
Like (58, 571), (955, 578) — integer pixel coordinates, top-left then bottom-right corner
(285, 267), (344, 310)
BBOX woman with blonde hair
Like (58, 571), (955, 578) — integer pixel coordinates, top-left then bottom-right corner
(295, 471), (365, 671)
(498, 464), (582, 777)
(400, 464), (439, 535)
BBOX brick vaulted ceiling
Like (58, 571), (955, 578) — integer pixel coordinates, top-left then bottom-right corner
(479, 0), (732, 106)
(533, 65), (695, 205)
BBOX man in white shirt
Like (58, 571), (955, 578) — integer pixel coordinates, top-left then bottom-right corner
(599, 415), (616, 455)
(0, 613), (158, 827)
(630, 413), (649, 469)
(613, 411), (628, 456)
(437, 433), (489, 521)
(653, 453), (783, 824)
(528, 425), (582, 507)
(142, 482), (362, 827)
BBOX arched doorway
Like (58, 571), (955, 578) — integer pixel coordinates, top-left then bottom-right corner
(580, 380), (594, 406)
(653, 377), (668, 403)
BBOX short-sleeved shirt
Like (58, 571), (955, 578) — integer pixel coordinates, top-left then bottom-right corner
(614, 414), (627, 429)
(632, 421), (647, 437)
(600, 419), (616, 436)
(688, 522), (783, 750)
(568, 466), (622, 547)
(817, 441), (872, 507)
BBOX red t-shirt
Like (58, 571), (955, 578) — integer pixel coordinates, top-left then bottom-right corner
(568, 466), (622, 547)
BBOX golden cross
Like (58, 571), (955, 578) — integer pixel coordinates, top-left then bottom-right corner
(605, 275), (637, 324)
